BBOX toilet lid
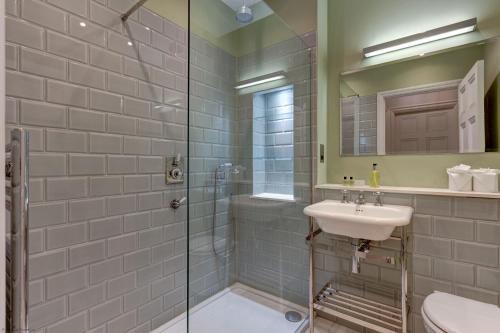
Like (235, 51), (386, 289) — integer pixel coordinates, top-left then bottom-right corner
(423, 292), (500, 333)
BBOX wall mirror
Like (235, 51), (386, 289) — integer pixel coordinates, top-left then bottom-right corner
(338, 0), (500, 157)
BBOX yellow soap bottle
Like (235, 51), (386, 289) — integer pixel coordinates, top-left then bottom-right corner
(369, 163), (380, 188)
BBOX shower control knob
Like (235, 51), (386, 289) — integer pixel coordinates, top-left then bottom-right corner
(170, 167), (183, 179)
(170, 197), (186, 209)
(166, 155), (184, 185)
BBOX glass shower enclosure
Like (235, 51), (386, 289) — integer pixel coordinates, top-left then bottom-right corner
(187, 0), (314, 331)
(3, 0), (312, 331)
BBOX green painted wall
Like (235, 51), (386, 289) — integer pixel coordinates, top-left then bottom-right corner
(330, 154), (500, 188)
(265, 0), (317, 37)
(145, 0), (240, 54)
(326, 0), (344, 185)
(144, 0), (187, 28)
(316, 0), (328, 184)
(341, 45), (485, 97)
(325, 0), (500, 188)
(145, 0), (315, 57)
(222, 14), (296, 56)
(330, 0), (500, 73)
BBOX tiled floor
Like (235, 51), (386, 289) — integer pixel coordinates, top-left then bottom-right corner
(313, 318), (358, 333)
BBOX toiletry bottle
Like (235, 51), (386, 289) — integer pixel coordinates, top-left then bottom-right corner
(349, 176), (354, 186)
(369, 163), (380, 188)
(343, 176), (348, 186)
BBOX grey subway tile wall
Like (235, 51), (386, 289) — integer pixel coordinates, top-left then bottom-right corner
(235, 35), (314, 306)
(264, 88), (294, 195)
(9, 2), (495, 333)
(341, 95), (377, 156)
(187, 32), (238, 306)
(6, 0), (188, 332)
(358, 95), (377, 154)
(8, 0), (316, 330)
(341, 98), (355, 155)
(315, 189), (500, 333)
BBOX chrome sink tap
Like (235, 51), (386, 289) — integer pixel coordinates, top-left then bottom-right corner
(341, 190), (351, 203)
(355, 191), (366, 205)
(374, 191), (384, 206)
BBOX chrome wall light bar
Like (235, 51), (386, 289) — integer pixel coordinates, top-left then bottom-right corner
(363, 18), (477, 58)
(234, 71), (287, 89)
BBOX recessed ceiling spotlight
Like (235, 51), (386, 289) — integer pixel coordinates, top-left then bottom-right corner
(145, 27), (150, 31)
(79, 22), (87, 27)
(127, 41), (133, 46)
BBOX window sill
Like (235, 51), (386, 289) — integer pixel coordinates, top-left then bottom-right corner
(251, 193), (296, 202)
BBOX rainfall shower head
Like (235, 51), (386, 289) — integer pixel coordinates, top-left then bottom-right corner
(236, 1), (253, 24)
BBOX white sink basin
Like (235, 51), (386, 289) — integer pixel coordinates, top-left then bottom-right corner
(303, 200), (413, 241)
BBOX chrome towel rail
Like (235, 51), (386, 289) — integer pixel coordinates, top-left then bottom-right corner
(6, 128), (30, 333)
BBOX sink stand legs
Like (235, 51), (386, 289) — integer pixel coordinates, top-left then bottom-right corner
(307, 225), (409, 333)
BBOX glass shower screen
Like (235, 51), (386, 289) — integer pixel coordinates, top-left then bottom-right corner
(187, 0), (314, 331)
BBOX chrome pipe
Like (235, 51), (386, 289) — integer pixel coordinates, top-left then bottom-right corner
(400, 226), (408, 333)
(351, 239), (371, 274)
(351, 244), (360, 274)
(308, 218), (315, 333)
(121, 0), (149, 21)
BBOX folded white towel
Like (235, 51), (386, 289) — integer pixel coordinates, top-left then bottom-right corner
(447, 165), (472, 192)
(447, 164), (471, 173)
(471, 169), (499, 193)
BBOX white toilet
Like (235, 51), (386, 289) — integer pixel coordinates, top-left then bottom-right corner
(421, 292), (500, 333)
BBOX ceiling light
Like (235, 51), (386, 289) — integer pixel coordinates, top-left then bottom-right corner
(127, 41), (133, 46)
(79, 22), (87, 27)
(235, 71), (287, 89)
(363, 18), (477, 58)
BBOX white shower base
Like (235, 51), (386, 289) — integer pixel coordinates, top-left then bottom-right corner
(153, 283), (308, 333)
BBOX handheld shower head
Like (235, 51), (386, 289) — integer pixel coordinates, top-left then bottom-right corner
(216, 163), (233, 171)
(231, 165), (246, 175)
(215, 164), (245, 180)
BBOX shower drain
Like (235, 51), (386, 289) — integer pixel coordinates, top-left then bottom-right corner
(285, 311), (303, 322)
